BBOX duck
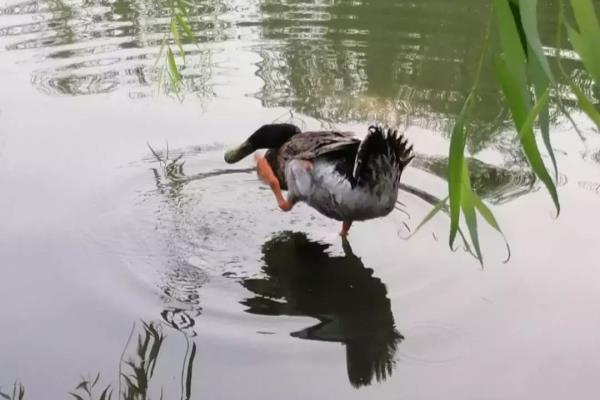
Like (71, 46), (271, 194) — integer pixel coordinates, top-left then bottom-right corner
(224, 124), (414, 236)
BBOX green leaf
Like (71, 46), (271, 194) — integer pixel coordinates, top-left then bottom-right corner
(460, 161), (483, 266)
(528, 58), (557, 182)
(494, 55), (560, 215)
(170, 19), (186, 62)
(518, 86), (550, 140)
(567, 25), (600, 83)
(570, 0), (600, 36)
(494, 0), (527, 82)
(473, 193), (512, 263)
(175, 0), (190, 17)
(176, 13), (196, 43)
(448, 100), (469, 248)
(405, 196), (449, 238)
(570, 82), (600, 128)
(526, 84), (558, 183)
(167, 47), (182, 85)
(519, 0), (554, 81)
(520, 0), (556, 181)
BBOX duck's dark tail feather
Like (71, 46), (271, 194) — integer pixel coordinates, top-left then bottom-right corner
(352, 126), (414, 187)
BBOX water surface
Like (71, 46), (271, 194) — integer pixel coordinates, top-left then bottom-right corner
(1, 0), (600, 399)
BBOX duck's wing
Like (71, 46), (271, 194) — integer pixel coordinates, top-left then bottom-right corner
(284, 131), (360, 160)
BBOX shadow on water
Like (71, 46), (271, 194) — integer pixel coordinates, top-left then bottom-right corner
(241, 231), (403, 388)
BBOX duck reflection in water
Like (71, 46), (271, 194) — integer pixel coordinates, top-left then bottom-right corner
(241, 232), (403, 388)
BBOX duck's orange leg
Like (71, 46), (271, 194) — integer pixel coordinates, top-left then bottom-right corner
(340, 220), (353, 237)
(255, 154), (293, 211)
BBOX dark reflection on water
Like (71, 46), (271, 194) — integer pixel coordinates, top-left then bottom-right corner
(412, 155), (538, 205)
(242, 231), (403, 388)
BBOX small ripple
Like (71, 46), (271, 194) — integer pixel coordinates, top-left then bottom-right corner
(32, 70), (119, 95)
(397, 321), (467, 364)
(578, 181), (600, 196)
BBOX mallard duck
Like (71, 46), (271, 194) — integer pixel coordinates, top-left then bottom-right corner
(224, 124), (414, 236)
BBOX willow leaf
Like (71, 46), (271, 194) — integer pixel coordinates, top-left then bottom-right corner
(166, 47), (181, 85)
(170, 19), (186, 62)
(570, 82), (600, 128)
(521, 0), (555, 180)
(176, 14), (196, 43)
(448, 101), (468, 248)
(570, 0), (600, 36)
(519, 87), (550, 140)
(461, 161), (483, 266)
(519, 0), (553, 81)
(494, 0), (527, 82)
(567, 26), (600, 83)
(405, 196), (448, 239)
(176, 0), (190, 17)
(473, 193), (511, 263)
(529, 57), (557, 182)
(495, 55), (560, 214)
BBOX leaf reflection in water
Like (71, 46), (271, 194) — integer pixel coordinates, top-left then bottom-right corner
(2, 314), (199, 400)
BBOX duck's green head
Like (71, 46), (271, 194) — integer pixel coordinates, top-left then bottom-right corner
(224, 123), (301, 164)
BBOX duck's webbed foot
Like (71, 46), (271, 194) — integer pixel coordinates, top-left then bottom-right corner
(255, 154), (295, 212)
(340, 220), (353, 237)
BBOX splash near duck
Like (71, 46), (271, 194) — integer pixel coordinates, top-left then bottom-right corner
(224, 124), (414, 236)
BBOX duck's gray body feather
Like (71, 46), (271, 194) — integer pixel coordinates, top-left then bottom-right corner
(267, 126), (414, 222)
(286, 159), (399, 221)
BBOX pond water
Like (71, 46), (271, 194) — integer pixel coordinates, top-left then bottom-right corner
(1, 0), (600, 398)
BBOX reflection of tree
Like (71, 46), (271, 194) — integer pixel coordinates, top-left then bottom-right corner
(242, 231), (403, 388)
(256, 0), (494, 126)
(1, 0), (223, 97)
(255, 0), (596, 152)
